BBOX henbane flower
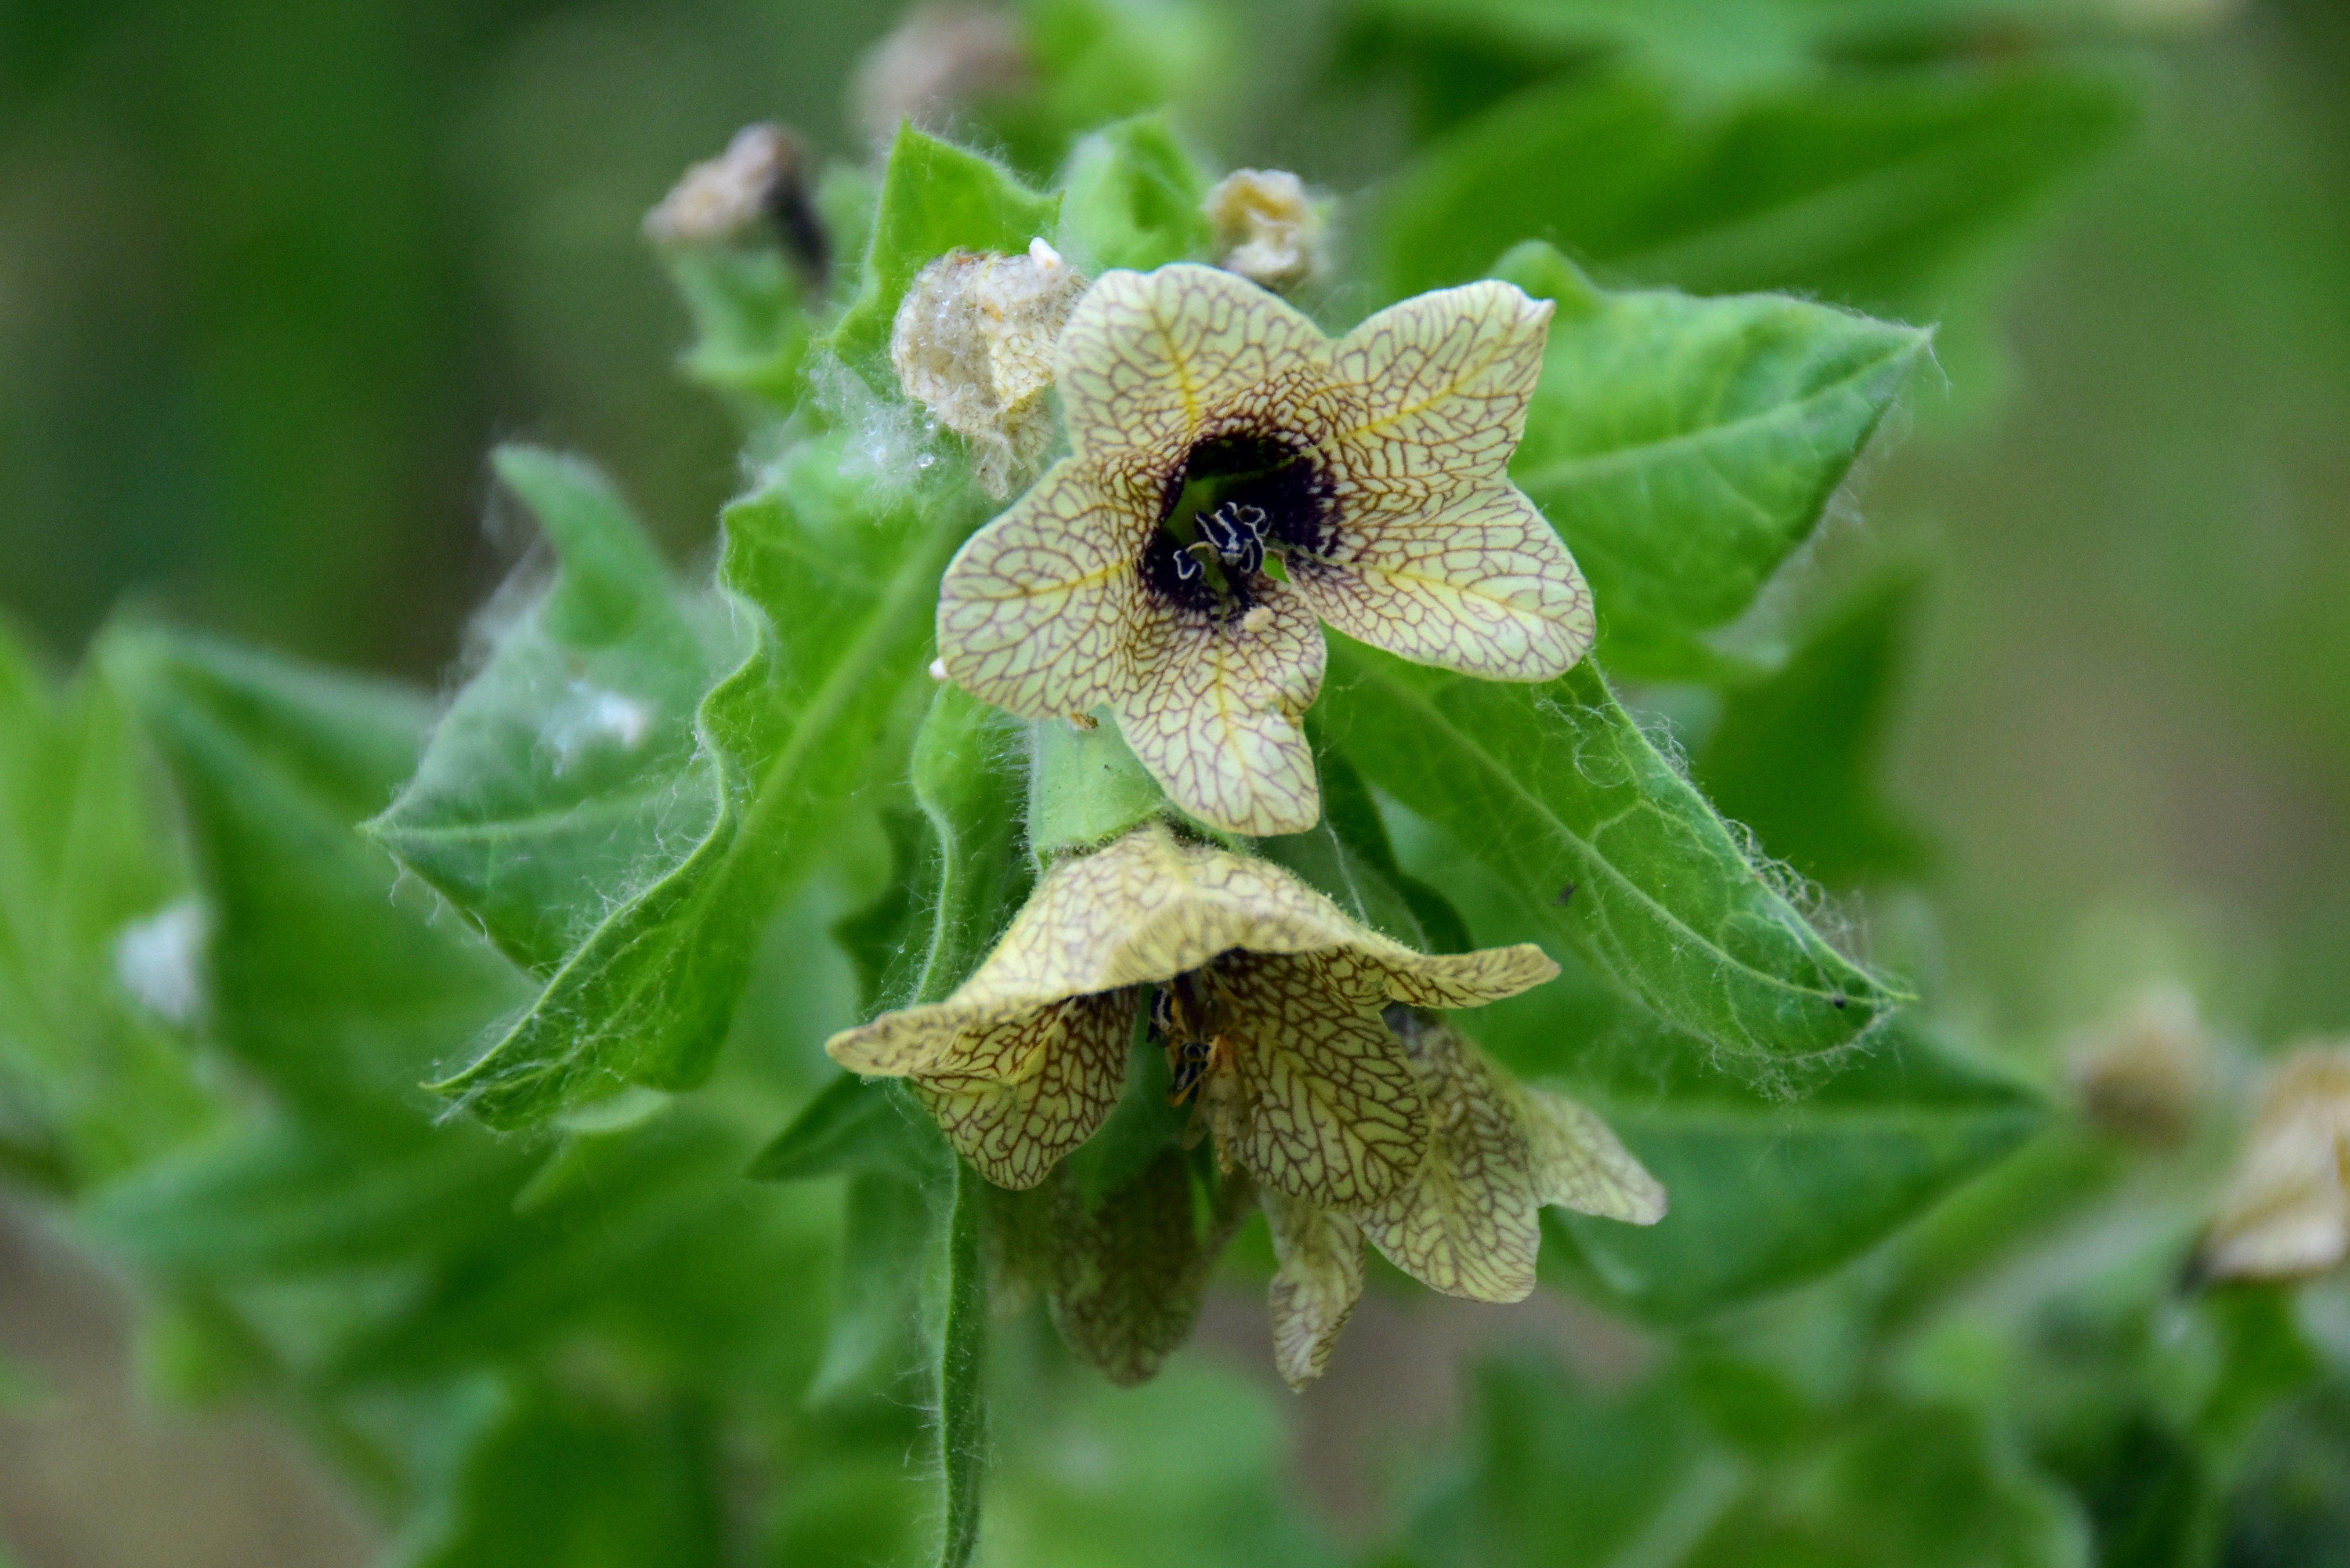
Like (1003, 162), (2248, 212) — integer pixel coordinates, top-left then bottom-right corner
(934, 264), (1595, 835)
(823, 821), (1559, 1203)
(1263, 1012), (1664, 1388)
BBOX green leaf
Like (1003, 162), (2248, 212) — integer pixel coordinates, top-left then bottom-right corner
(430, 437), (986, 1128)
(104, 628), (526, 1123)
(826, 126), (1062, 377)
(393, 1382), (725, 1568)
(1378, 66), (2134, 316)
(1497, 241), (1930, 678)
(0, 620), (213, 1187)
(806, 1170), (937, 1406)
(1693, 570), (1935, 883)
(1528, 1016), (2047, 1322)
(1056, 113), (1213, 273)
(665, 247), (815, 412)
(937, 1158), (988, 1568)
(370, 447), (727, 973)
(1320, 644), (1900, 1062)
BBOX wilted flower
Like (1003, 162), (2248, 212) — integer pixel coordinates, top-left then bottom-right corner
(853, 3), (1031, 149)
(1263, 1013), (1663, 1388)
(2203, 1047), (2350, 1283)
(825, 821), (1557, 1201)
(1205, 168), (1324, 292)
(643, 124), (827, 283)
(935, 264), (1593, 834)
(892, 238), (1087, 497)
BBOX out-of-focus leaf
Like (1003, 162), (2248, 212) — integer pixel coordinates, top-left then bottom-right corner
(103, 628), (526, 1124)
(1683, 1400), (2089, 1568)
(1404, 1351), (1740, 1568)
(1496, 241), (1929, 678)
(1056, 114), (1212, 273)
(431, 437), (985, 1128)
(1532, 1017), (2049, 1322)
(664, 246), (815, 412)
(1319, 644), (1899, 1062)
(392, 1382), (725, 1568)
(370, 447), (726, 973)
(1695, 570), (1934, 883)
(0, 620), (212, 1186)
(978, 0), (1228, 178)
(1378, 66), (2134, 315)
(807, 1170), (935, 1406)
(827, 126), (1062, 376)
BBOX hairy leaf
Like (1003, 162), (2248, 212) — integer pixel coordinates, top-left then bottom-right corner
(371, 447), (728, 973)
(431, 437), (985, 1128)
(1498, 241), (1930, 678)
(1057, 113), (1213, 273)
(1320, 643), (1899, 1061)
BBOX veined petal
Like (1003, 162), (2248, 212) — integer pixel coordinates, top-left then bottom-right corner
(1378, 941), (1560, 1009)
(910, 992), (1134, 1190)
(937, 462), (1154, 719)
(1361, 1027), (1541, 1302)
(1320, 280), (1550, 484)
(1211, 952), (1427, 1207)
(1293, 480), (1593, 680)
(1516, 1082), (1667, 1225)
(1263, 1189), (1364, 1390)
(826, 999), (1020, 1076)
(1109, 585), (1323, 836)
(1055, 265), (1329, 463)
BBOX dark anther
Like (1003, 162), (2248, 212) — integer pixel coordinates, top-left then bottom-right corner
(1172, 548), (1203, 583)
(1141, 430), (1339, 618)
(1198, 502), (1269, 574)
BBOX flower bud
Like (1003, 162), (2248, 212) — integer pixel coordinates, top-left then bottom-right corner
(853, 4), (1031, 149)
(2067, 984), (2207, 1146)
(1204, 168), (1324, 293)
(890, 238), (1084, 497)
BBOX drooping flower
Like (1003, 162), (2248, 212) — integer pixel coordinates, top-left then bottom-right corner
(891, 239), (1087, 497)
(1263, 1012), (1664, 1388)
(2203, 1046), (2350, 1283)
(824, 821), (1557, 1203)
(934, 264), (1594, 835)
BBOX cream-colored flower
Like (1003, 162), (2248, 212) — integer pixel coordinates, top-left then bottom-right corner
(2067, 984), (2207, 1146)
(645, 123), (805, 246)
(825, 822), (1557, 1201)
(1205, 168), (1324, 293)
(2204, 1047), (2350, 1283)
(934, 263), (1594, 835)
(891, 239), (1086, 497)
(1262, 1013), (1664, 1389)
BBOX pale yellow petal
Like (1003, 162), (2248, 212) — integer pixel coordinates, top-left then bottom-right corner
(826, 998), (1019, 1076)
(1054, 264), (1329, 463)
(1212, 952), (1427, 1207)
(2204, 1049), (2350, 1281)
(1108, 584), (1323, 836)
(1320, 280), (1550, 484)
(1360, 1026), (1541, 1302)
(910, 992), (1134, 1190)
(1290, 480), (1593, 680)
(1516, 1083), (1666, 1225)
(1376, 940), (1560, 1011)
(935, 461), (1153, 719)
(1262, 1189), (1364, 1390)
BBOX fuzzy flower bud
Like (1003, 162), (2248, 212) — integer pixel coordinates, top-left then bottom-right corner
(890, 238), (1085, 497)
(1205, 168), (1324, 293)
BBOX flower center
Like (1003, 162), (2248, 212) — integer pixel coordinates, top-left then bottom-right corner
(1142, 432), (1335, 620)
(1150, 960), (1245, 1106)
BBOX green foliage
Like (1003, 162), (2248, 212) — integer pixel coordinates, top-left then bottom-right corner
(1378, 66), (2135, 314)
(1322, 646), (1900, 1062)
(1056, 115), (1215, 273)
(1498, 241), (1931, 678)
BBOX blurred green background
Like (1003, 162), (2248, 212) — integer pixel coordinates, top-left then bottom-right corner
(3, 0), (2348, 1560)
